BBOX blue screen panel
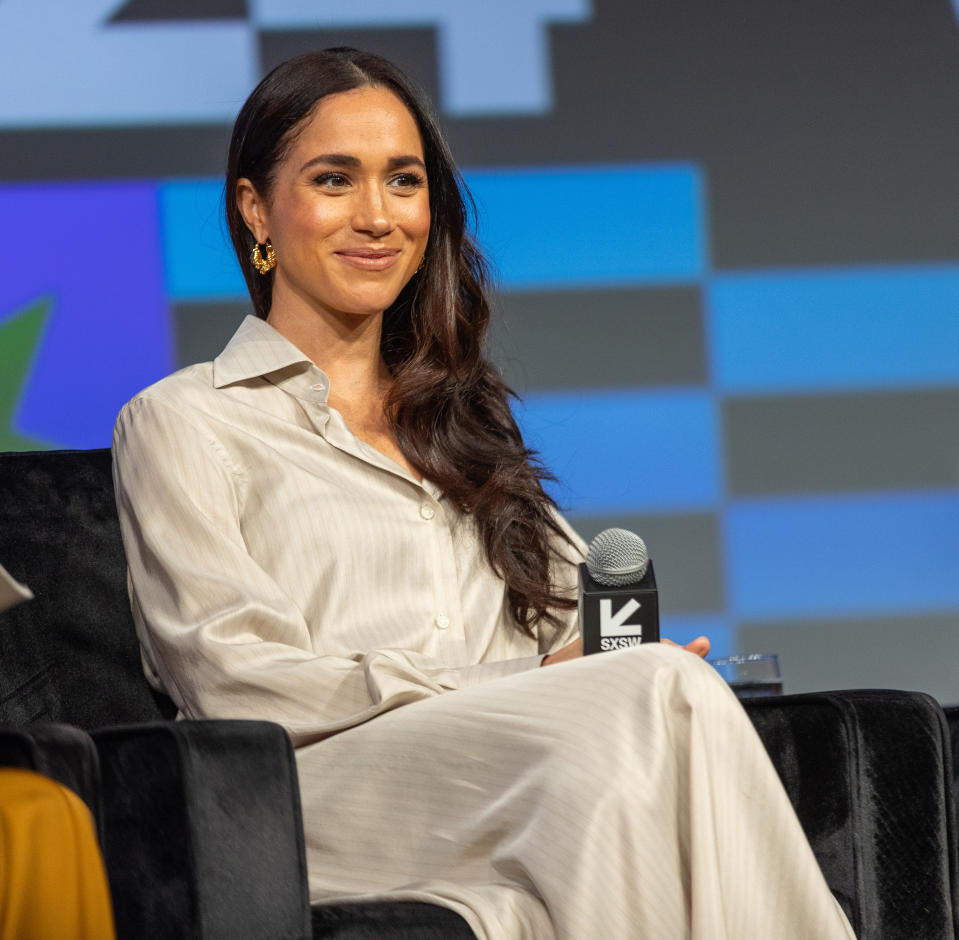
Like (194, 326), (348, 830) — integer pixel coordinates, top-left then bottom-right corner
(725, 490), (959, 619)
(0, 13), (254, 128)
(515, 388), (720, 514)
(2, 182), (174, 449)
(661, 615), (732, 659)
(161, 166), (707, 299)
(160, 180), (245, 301)
(468, 165), (706, 290)
(709, 265), (959, 394)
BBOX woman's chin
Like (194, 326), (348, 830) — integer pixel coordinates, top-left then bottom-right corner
(317, 285), (408, 321)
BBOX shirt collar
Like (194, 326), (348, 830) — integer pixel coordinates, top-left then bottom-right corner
(212, 315), (316, 388)
(212, 315), (438, 494)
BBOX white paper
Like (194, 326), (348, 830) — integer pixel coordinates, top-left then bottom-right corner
(0, 561), (32, 613)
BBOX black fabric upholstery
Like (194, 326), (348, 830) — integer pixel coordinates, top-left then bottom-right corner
(311, 902), (473, 938)
(0, 448), (176, 728)
(946, 706), (959, 814)
(92, 720), (312, 940)
(0, 723), (101, 825)
(746, 690), (959, 940)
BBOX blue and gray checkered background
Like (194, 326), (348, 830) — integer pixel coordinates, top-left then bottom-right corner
(2, 0), (958, 700)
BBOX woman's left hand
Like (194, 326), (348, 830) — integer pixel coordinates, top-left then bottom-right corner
(662, 636), (711, 659)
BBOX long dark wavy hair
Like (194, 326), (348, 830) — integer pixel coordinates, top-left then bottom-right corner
(225, 48), (576, 633)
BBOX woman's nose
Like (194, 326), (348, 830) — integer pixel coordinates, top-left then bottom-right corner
(352, 185), (393, 237)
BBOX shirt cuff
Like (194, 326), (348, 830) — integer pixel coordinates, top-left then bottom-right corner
(456, 654), (547, 689)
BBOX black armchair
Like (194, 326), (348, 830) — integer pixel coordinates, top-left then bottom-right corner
(1, 447), (957, 938)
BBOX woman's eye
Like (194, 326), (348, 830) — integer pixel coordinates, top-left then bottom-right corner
(314, 172), (350, 189)
(390, 172), (427, 191)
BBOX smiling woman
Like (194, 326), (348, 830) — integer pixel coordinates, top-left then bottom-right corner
(231, 84), (432, 479)
(112, 48), (855, 939)
(235, 86), (430, 324)
(222, 49), (577, 622)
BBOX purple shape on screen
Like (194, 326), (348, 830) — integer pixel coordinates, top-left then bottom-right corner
(1, 182), (173, 448)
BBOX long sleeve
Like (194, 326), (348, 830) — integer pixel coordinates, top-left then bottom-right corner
(113, 387), (576, 745)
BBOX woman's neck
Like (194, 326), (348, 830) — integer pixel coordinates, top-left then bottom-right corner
(266, 296), (421, 480)
(266, 299), (388, 405)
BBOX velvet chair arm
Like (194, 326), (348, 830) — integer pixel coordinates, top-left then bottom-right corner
(0, 723), (102, 827)
(745, 690), (959, 940)
(91, 719), (312, 940)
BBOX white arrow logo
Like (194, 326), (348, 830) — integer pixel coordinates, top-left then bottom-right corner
(599, 598), (642, 637)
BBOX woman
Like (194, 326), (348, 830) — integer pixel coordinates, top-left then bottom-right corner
(113, 48), (854, 938)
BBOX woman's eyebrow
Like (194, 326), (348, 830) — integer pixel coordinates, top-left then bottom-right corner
(385, 155), (427, 170)
(300, 153), (360, 172)
(299, 153), (426, 173)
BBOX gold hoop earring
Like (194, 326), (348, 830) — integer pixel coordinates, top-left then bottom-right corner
(251, 240), (276, 275)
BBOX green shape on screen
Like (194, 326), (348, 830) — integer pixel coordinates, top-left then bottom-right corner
(0, 297), (55, 451)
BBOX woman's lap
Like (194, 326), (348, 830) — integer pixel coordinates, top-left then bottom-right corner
(295, 645), (853, 940)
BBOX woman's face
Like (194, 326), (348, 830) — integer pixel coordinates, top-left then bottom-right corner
(238, 86), (431, 321)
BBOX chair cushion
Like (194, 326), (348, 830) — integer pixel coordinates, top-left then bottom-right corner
(310, 901), (474, 939)
(0, 448), (175, 728)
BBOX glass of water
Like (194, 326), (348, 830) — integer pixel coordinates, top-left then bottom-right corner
(708, 653), (783, 699)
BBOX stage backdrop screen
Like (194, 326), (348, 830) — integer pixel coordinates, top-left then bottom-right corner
(2, 0), (958, 701)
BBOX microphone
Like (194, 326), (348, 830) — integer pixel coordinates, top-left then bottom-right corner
(579, 528), (660, 654)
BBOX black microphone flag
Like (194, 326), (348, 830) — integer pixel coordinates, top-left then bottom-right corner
(579, 528), (660, 655)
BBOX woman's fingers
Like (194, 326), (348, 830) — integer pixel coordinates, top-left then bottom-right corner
(662, 636), (711, 659)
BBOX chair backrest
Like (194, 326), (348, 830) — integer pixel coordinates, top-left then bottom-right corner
(947, 706), (959, 800)
(0, 448), (176, 729)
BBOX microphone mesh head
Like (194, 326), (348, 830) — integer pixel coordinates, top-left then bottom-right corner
(586, 528), (649, 587)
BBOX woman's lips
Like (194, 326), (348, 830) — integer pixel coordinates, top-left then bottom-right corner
(335, 249), (401, 271)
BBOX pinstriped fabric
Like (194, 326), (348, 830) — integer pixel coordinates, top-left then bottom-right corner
(298, 646), (855, 939)
(113, 315), (854, 939)
(112, 316), (582, 745)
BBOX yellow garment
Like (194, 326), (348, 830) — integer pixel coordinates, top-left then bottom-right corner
(0, 768), (116, 940)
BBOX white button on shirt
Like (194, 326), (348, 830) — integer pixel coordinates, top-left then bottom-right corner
(112, 315), (584, 746)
